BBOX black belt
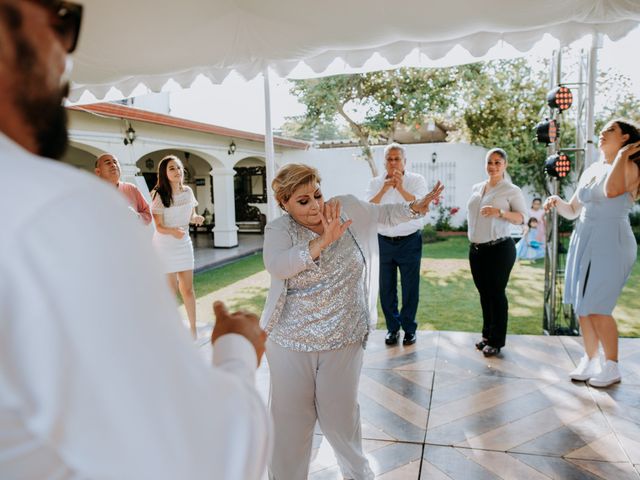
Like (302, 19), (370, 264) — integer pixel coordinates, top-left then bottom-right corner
(379, 231), (419, 242)
(470, 237), (510, 249)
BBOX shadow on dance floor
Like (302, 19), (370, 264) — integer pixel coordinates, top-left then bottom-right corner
(199, 330), (640, 479)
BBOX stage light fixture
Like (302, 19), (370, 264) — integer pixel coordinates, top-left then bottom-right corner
(544, 152), (571, 178)
(547, 86), (573, 111)
(535, 119), (559, 144)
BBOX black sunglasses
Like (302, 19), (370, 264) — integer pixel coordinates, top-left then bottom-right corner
(32, 0), (83, 53)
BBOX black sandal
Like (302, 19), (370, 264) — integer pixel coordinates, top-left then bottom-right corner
(475, 339), (488, 350)
(482, 345), (501, 357)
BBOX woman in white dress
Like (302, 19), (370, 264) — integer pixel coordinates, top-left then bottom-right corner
(151, 155), (204, 338)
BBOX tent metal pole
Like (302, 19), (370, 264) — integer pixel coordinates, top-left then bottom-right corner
(547, 50), (561, 334)
(585, 33), (602, 167)
(263, 68), (278, 222)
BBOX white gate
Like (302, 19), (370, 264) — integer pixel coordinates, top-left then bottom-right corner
(412, 160), (456, 207)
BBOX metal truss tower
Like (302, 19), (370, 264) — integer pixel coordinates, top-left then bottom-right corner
(542, 35), (601, 335)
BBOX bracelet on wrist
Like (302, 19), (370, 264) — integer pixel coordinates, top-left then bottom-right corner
(407, 201), (422, 218)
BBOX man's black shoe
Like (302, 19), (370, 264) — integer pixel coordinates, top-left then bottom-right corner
(403, 333), (417, 346)
(385, 331), (399, 345)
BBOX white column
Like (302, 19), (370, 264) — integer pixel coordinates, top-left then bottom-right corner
(117, 150), (153, 201)
(119, 162), (140, 183)
(114, 143), (140, 183)
(211, 167), (239, 247)
(263, 68), (279, 222)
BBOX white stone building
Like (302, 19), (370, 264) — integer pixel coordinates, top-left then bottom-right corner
(64, 103), (308, 247)
(63, 103), (508, 250)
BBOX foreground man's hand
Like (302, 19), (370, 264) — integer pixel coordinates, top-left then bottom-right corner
(212, 301), (267, 366)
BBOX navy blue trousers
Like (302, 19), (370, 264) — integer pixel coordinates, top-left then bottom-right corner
(378, 231), (422, 335)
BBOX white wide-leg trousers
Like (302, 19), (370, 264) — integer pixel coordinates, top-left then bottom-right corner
(266, 340), (374, 480)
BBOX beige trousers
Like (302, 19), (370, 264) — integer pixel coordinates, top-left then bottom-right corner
(266, 340), (374, 480)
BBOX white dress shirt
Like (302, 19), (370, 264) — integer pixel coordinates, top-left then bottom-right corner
(365, 171), (428, 237)
(466, 178), (528, 244)
(0, 133), (270, 480)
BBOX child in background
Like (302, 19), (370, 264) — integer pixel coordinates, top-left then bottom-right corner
(529, 197), (546, 245)
(516, 217), (545, 260)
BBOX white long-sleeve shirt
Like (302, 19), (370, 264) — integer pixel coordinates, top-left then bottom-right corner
(466, 178), (528, 244)
(0, 133), (270, 480)
(365, 171), (428, 237)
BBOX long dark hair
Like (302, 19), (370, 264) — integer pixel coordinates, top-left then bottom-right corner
(613, 119), (640, 147)
(612, 119), (640, 197)
(152, 155), (183, 208)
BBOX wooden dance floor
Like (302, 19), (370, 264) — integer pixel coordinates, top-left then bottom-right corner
(200, 330), (640, 479)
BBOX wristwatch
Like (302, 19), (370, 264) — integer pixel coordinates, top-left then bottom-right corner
(498, 209), (505, 218)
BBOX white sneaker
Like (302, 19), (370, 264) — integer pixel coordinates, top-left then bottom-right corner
(588, 360), (621, 388)
(569, 355), (601, 381)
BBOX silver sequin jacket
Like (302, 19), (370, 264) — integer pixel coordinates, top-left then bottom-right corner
(260, 194), (423, 333)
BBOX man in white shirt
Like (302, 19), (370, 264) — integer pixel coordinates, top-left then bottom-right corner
(0, 1), (269, 479)
(367, 143), (428, 346)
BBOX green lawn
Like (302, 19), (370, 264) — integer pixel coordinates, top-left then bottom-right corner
(614, 261), (640, 337)
(421, 236), (470, 259)
(411, 237), (547, 335)
(194, 253), (265, 299)
(194, 238), (640, 337)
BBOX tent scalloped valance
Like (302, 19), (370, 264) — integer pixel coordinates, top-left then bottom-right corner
(68, 0), (640, 101)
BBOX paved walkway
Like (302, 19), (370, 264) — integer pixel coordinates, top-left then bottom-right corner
(192, 232), (263, 272)
(198, 329), (640, 479)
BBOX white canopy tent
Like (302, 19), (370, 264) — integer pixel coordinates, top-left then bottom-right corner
(70, 0), (640, 99)
(69, 0), (640, 221)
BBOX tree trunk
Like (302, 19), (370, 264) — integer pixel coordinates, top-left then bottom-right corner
(362, 145), (378, 177)
(337, 104), (378, 177)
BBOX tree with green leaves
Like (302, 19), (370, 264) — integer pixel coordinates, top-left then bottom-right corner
(278, 117), (352, 142)
(289, 66), (478, 175)
(453, 58), (550, 195)
(595, 69), (640, 132)
(289, 58), (639, 194)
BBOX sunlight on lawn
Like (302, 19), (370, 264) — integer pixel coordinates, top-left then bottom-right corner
(191, 241), (640, 337)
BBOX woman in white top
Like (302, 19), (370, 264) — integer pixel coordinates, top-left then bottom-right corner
(466, 148), (527, 356)
(151, 155), (204, 338)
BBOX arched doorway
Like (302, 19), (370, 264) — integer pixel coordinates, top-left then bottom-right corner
(233, 157), (267, 232)
(60, 142), (102, 173)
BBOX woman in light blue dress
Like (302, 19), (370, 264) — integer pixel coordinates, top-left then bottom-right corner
(544, 119), (640, 388)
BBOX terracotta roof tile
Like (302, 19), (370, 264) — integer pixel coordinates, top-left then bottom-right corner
(68, 103), (309, 150)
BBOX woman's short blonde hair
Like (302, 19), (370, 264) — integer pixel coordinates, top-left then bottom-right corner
(272, 164), (322, 209)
